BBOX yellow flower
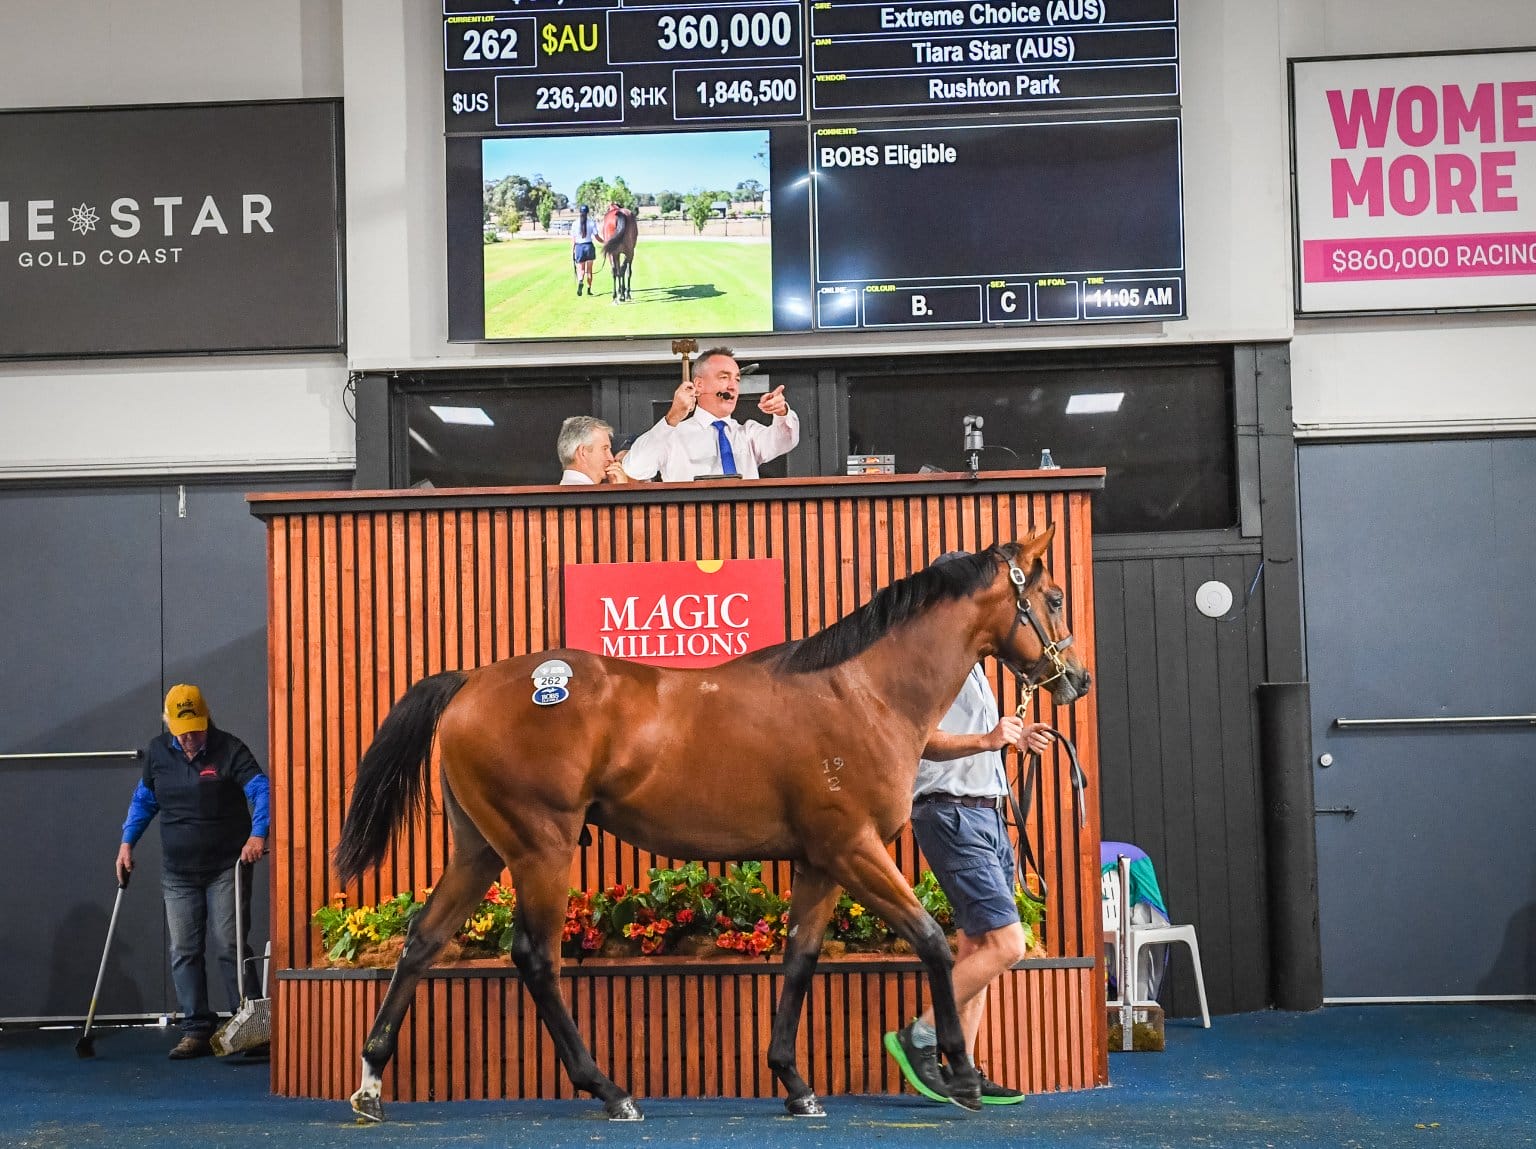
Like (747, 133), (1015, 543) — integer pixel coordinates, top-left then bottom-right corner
(849, 903), (865, 918)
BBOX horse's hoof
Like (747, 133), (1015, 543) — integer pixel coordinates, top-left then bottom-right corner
(350, 1091), (384, 1123)
(606, 1097), (644, 1122)
(785, 1092), (826, 1118)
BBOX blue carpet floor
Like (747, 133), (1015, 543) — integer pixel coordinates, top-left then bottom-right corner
(2, 1005), (1531, 1149)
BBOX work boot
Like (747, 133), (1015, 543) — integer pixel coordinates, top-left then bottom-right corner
(168, 1033), (213, 1059)
(882, 1023), (950, 1102)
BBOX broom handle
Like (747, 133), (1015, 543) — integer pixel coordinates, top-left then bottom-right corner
(83, 876), (128, 1037)
(233, 860), (246, 1002)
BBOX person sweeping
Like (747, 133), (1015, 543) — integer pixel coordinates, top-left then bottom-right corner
(116, 684), (269, 1059)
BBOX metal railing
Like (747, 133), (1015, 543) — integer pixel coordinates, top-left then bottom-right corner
(0, 750), (142, 762)
(1333, 715), (1536, 730)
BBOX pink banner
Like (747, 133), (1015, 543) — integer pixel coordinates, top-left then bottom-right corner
(1302, 231), (1536, 282)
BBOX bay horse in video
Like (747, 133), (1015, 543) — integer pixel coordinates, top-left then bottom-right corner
(599, 204), (636, 302)
(334, 528), (1090, 1123)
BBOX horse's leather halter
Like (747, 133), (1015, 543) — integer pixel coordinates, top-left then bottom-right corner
(999, 556), (1088, 906)
(1002, 557), (1075, 709)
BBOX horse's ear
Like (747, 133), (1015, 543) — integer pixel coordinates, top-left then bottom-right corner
(1013, 523), (1056, 568)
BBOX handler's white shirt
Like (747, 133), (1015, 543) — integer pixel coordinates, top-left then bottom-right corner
(914, 665), (1010, 799)
(621, 404), (799, 482)
(558, 469), (596, 485)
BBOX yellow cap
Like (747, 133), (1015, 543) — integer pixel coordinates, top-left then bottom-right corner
(164, 684), (209, 735)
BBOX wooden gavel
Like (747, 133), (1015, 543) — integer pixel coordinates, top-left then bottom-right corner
(671, 337), (699, 416)
(671, 337), (698, 384)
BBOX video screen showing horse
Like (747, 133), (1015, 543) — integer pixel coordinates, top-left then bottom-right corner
(478, 130), (774, 340)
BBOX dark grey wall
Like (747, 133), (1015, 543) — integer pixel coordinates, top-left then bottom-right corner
(1093, 545), (1270, 1015)
(0, 475), (336, 1021)
(1092, 344), (1300, 1018)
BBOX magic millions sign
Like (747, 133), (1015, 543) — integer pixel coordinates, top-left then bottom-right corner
(0, 100), (344, 358)
(563, 559), (787, 668)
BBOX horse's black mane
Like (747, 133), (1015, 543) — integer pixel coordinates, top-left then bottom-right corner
(753, 542), (1021, 674)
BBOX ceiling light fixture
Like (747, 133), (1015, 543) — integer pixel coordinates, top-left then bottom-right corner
(429, 404), (494, 426)
(1065, 392), (1124, 415)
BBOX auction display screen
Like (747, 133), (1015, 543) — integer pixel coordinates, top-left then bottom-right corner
(443, 0), (1183, 342)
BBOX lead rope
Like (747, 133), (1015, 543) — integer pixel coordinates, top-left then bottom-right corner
(1005, 694), (1089, 908)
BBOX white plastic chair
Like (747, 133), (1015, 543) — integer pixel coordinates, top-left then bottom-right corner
(1102, 866), (1210, 1028)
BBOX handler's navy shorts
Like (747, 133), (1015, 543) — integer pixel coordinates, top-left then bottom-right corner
(910, 801), (1020, 937)
(573, 242), (596, 262)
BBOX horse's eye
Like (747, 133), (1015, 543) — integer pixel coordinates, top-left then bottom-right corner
(1046, 593), (1064, 612)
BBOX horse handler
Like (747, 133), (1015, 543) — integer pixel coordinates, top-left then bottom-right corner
(116, 684), (269, 1058)
(885, 629), (1053, 1105)
(571, 205), (598, 296)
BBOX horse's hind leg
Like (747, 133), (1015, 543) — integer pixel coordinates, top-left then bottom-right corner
(510, 858), (641, 1121)
(827, 834), (982, 1110)
(767, 863), (841, 1116)
(350, 798), (502, 1122)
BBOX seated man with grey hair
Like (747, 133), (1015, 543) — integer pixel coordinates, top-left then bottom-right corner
(557, 415), (630, 485)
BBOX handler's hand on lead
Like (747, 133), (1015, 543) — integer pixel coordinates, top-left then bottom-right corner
(984, 715), (1026, 751)
(1022, 722), (1053, 755)
(757, 385), (789, 417)
(666, 379), (697, 425)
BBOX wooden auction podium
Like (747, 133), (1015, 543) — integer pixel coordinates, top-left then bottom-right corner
(248, 469), (1107, 1103)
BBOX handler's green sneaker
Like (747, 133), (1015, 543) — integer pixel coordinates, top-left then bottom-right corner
(942, 1061), (1026, 1105)
(883, 1024), (950, 1102)
(978, 1071), (1026, 1105)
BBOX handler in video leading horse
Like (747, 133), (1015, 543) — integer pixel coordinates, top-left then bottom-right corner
(333, 527), (1090, 1122)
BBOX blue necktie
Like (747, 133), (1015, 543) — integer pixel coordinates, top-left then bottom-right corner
(712, 420), (739, 476)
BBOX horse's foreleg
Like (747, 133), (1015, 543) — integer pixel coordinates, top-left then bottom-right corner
(351, 843), (502, 1122)
(768, 863), (840, 1116)
(829, 836), (981, 1110)
(510, 863), (641, 1121)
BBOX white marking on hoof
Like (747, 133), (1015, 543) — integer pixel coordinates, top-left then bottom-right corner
(351, 1065), (384, 1122)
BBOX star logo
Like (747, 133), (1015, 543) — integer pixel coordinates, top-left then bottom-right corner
(68, 203), (99, 235)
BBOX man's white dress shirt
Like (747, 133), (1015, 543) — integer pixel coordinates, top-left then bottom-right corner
(621, 404), (799, 482)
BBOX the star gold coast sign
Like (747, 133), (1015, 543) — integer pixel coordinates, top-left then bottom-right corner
(0, 99), (343, 358)
(0, 193), (275, 269)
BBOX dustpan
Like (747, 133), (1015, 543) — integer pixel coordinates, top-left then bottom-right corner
(212, 859), (271, 1056)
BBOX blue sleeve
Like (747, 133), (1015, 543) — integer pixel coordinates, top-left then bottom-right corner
(122, 781), (159, 845)
(244, 773), (271, 839)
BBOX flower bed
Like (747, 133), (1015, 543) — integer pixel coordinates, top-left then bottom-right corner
(313, 861), (1044, 968)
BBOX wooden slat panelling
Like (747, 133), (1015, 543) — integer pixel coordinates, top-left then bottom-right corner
(255, 476), (1105, 1099)
(274, 962), (1096, 1103)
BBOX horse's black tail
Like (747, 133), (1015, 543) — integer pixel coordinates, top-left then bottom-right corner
(334, 670), (469, 884)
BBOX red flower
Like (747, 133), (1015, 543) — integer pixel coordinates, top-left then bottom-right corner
(716, 912), (733, 928)
(701, 883), (717, 898)
(608, 884), (627, 900)
(676, 907), (695, 926)
(582, 926), (603, 951)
